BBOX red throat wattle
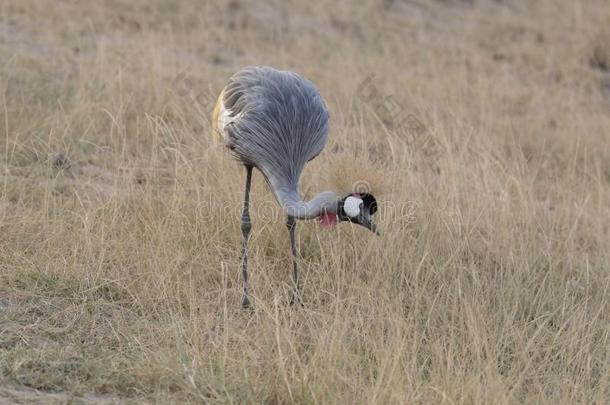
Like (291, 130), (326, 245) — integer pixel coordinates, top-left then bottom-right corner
(318, 212), (337, 229)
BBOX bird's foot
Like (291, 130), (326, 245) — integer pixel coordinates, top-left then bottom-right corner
(289, 291), (304, 307)
(241, 295), (251, 309)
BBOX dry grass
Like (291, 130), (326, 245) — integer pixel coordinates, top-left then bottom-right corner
(1, 0), (610, 403)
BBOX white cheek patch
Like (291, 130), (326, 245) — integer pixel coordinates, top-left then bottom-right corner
(344, 196), (363, 218)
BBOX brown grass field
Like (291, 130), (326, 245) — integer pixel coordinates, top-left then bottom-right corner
(1, 0), (610, 403)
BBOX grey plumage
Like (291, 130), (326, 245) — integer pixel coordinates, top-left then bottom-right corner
(223, 66), (332, 217)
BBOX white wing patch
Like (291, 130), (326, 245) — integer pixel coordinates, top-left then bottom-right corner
(344, 196), (363, 218)
(216, 101), (244, 136)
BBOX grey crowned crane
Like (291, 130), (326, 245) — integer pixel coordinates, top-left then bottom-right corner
(212, 66), (379, 307)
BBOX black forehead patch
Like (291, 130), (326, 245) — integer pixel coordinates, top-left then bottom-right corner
(360, 193), (378, 215)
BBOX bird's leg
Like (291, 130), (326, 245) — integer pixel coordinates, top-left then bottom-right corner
(287, 215), (302, 306)
(240, 165), (253, 308)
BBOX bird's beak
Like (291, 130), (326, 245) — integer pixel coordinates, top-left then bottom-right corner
(355, 214), (380, 236)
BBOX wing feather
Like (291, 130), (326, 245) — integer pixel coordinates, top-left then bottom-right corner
(213, 66), (330, 192)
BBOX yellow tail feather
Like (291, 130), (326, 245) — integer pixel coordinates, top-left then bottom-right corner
(211, 88), (225, 142)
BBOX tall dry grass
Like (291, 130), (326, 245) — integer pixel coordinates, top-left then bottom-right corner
(1, 0), (610, 403)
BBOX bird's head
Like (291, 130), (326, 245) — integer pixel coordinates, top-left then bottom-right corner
(318, 192), (379, 234)
(339, 192), (379, 234)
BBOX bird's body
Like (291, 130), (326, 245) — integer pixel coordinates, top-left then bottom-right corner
(213, 66), (335, 218)
(212, 66), (378, 307)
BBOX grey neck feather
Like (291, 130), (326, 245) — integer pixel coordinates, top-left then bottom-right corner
(274, 187), (339, 220)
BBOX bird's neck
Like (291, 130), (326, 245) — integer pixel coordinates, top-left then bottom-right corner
(274, 186), (338, 220)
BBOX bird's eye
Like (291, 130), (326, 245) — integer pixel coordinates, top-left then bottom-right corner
(361, 193), (378, 215)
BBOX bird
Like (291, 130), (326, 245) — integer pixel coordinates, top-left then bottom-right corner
(212, 66), (379, 308)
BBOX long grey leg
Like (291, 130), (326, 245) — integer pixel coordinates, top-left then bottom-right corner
(240, 165), (253, 308)
(287, 215), (301, 305)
